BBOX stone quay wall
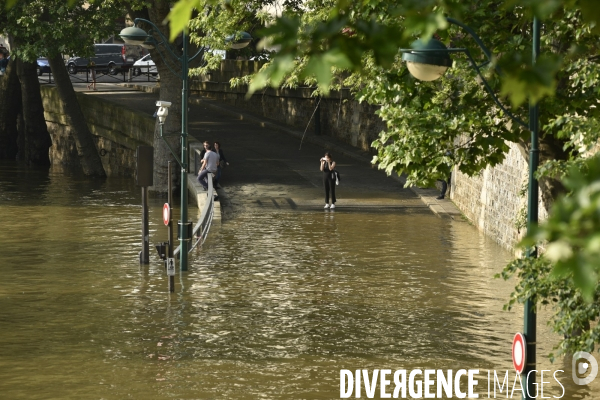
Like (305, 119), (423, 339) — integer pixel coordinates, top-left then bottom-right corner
(190, 61), (387, 154)
(450, 142), (548, 250)
(40, 85), (154, 177)
(194, 60), (544, 251)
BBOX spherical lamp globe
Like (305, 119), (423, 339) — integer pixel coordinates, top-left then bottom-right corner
(402, 39), (453, 81)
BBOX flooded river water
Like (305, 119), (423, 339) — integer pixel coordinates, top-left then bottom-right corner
(0, 163), (596, 399)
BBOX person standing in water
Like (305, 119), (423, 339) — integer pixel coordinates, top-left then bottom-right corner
(320, 152), (336, 209)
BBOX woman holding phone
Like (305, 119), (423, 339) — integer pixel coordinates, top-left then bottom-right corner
(320, 152), (336, 209)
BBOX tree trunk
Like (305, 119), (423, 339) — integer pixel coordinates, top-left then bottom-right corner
(15, 58), (51, 165)
(46, 53), (106, 177)
(0, 55), (21, 160)
(146, 2), (183, 193)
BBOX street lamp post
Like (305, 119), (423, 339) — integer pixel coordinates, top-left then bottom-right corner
(120, 21), (251, 272)
(400, 17), (540, 400)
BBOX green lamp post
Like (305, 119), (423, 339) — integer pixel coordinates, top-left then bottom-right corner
(120, 20), (252, 272)
(401, 17), (540, 400)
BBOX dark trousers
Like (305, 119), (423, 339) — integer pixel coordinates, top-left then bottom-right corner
(438, 179), (447, 197)
(215, 166), (221, 183)
(197, 170), (215, 189)
(437, 177), (451, 198)
(324, 173), (336, 204)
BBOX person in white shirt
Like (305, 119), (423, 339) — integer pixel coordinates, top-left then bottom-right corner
(197, 142), (220, 190)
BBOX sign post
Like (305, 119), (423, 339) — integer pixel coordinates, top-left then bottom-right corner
(136, 146), (153, 264)
(167, 161), (174, 260)
(512, 332), (527, 375)
(167, 257), (175, 292)
(163, 203), (170, 226)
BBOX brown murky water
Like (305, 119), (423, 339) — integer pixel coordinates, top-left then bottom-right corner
(0, 163), (597, 399)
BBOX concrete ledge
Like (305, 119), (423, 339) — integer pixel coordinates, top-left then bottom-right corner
(411, 187), (464, 220)
(121, 82), (160, 94)
(187, 173), (221, 220)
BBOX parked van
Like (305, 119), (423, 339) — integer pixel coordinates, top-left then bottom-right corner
(66, 44), (144, 75)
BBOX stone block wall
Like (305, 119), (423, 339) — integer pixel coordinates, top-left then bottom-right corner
(191, 61), (387, 153)
(40, 85), (154, 177)
(450, 141), (548, 250)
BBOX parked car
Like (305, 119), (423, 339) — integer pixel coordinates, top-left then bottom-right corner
(36, 58), (51, 75)
(66, 43), (144, 75)
(132, 54), (157, 76)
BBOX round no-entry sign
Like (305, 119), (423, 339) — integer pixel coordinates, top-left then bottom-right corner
(512, 332), (527, 374)
(163, 203), (170, 226)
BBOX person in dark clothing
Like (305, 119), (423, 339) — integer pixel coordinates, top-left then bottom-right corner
(436, 178), (448, 200)
(320, 152), (336, 209)
(213, 141), (229, 187)
(436, 170), (452, 200)
(436, 152), (452, 200)
(0, 52), (8, 74)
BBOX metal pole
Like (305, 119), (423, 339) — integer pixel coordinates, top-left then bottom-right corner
(168, 161), (174, 292)
(168, 161), (174, 258)
(523, 16), (540, 400)
(140, 186), (149, 264)
(314, 97), (321, 135)
(179, 30), (190, 271)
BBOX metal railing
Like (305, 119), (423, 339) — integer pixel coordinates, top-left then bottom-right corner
(189, 171), (216, 252)
(38, 72), (53, 84)
(173, 169), (216, 257)
(67, 66), (133, 83)
(130, 65), (160, 82)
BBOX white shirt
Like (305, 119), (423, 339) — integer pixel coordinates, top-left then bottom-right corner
(203, 150), (220, 173)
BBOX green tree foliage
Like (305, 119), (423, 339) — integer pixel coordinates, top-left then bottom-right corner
(501, 156), (600, 357)
(1, 0), (129, 176)
(1, 0), (125, 62)
(183, 0), (279, 76)
(500, 255), (600, 360)
(226, 1), (599, 191)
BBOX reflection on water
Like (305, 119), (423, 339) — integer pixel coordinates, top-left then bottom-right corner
(0, 163), (597, 399)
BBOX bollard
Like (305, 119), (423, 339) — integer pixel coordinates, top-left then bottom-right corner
(314, 96), (321, 135)
(140, 186), (149, 264)
(136, 146), (154, 264)
(168, 161), (175, 292)
(167, 161), (174, 259)
(155, 242), (167, 260)
(166, 257), (175, 292)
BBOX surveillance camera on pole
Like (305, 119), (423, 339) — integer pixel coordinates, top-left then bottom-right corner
(155, 101), (171, 124)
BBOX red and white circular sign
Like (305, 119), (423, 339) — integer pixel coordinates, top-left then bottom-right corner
(163, 203), (170, 226)
(512, 332), (527, 374)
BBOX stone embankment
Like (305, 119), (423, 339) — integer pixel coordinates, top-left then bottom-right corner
(40, 63), (537, 250)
